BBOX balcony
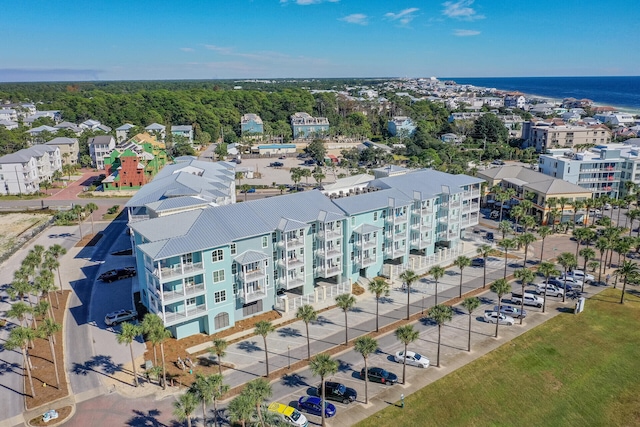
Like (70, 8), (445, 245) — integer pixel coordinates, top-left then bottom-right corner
(462, 202), (480, 213)
(240, 268), (266, 282)
(463, 190), (481, 199)
(318, 265), (342, 278)
(359, 256), (376, 267)
(279, 257), (304, 269)
(357, 239), (376, 249)
(420, 221), (434, 231)
(420, 205), (435, 214)
(242, 287), (268, 303)
(280, 275), (305, 290)
(154, 262), (205, 281)
(449, 200), (461, 208)
(163, 304), (207, 326)
(394, 227), (406, 236)
(162, 283), (206, 304)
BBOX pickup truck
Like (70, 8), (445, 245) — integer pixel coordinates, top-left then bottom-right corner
(98, 267), (137, 283)
(510, 292), (543, 308)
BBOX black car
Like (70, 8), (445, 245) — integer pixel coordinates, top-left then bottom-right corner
(486, 232), (495, 242)
(99, 267), (137, 283)
(269, 161), (284, 167)
(471, 258), (485, 267)
(359, 367), (398, 385)
(547, 278), (579, 292)
(319, 381), (357, 404)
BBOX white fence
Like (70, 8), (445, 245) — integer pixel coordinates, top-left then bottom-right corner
(275, 280), (352, 313)
(386, 243), (476, 282)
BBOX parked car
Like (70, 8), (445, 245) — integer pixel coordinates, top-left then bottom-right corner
(492, 160), (505, 165)
(104, 309), (138, 326)
(318, 381), (357, 404)
(603, 203), (612, 210)
(511, 292), (543, 308)
(98, 267), (136, 283)
(536, 284), (565, 297)
(486, 232), (495, 242)
(359, 367), (398, 385)
(555, 275), (584, 289)
(494, 305), (527, 319)
(547, 278), (580, 292)
(269, 161), (284, 167)
(394, 350), (430, 368)
(566, 269), (594, 283)
(240, 188), (256, 193)
(297, 396), (336, 418)
(483, 311), (515, 325)
(42, 410), (59, 423)
(267, 402), (308, 427)
(471, 258), (485, 267)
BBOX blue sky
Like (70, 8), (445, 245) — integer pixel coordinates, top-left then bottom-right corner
(1, 0), (638, 82)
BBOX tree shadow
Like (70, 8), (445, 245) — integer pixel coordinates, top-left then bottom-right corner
(71, 354), (130, 385)
(419, 317), (437, 327)
(281, 373), (309, 388)
(237, 340), (262, 353)
(335, 358), (353, 373)
(278, 327), (302, 338)
(379, 296), (395, 304)
(126, 409), (168, 427)
(311, 316), (334, 326)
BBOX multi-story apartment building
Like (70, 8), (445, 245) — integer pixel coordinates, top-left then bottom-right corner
(129, 169), (482, 338)
(88, 135), (116, 169)
(526, 121), (612, 152)
(504, 93), (526, 109)
(116, 124), (135, 143)
(387, 117), (416, 137)
(241, 114), (264, 136)
(45, 137), (79, 166)
(290, 112), (329, 140)
(538, 145), (625, 198)
(171, 125), (194, 143)
(145, 123), (166, 141)
(0, 145), (61, 195)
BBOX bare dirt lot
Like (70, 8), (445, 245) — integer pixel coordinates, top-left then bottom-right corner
(0, 213), (51, 257)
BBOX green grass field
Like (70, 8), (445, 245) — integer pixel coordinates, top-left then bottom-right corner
(356, 289), (640, 427)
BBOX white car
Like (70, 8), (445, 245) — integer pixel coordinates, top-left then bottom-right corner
(567, 269), (594, 283)
(483, 311), (515, 326)
(104, 309), (138, 326)
(394, 350), (430, 368)
(536, 284), (564, 297)
(603, 203), (612, 210)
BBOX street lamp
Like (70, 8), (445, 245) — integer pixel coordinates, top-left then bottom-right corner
(288, 346), (291, 369)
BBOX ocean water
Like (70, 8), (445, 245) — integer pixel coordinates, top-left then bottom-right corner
(446, 76), (640, 112)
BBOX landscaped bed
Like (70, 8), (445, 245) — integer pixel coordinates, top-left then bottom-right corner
(356, 288), (640, 427)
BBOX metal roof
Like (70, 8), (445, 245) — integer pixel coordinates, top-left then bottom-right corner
(234, 250), (268, 264)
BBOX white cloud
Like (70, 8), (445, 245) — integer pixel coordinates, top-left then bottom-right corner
(453, 29), (480, 36)
(442, 0), (485, 21)
(340, 13), (368, 25)
(180, 47), (194, 52)
(204, 45), (234, 54)
(384, 7), (419, 25)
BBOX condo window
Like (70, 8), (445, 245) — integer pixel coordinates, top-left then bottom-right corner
(262, 236), (268, 248)
(212, 269), (225, 283)
(214, 290), (226, 304)
(230, 243), (236, 255)
(212, 249), (224, 262)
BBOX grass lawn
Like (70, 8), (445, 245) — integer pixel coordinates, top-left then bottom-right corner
(356, 289), (640, 427)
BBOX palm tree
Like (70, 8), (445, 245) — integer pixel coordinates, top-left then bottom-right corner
(490, 278), (512, 338)
(254, 320), (275, 377)
(428, 304), (453, 367)
(573, 227), (589, 259)
(41, 256), (60, 307)
(428, 265), (445, 305)
(368, 278), (390, 331)
(7, 301), (31, 327)
(461, 297), (481, 351)
(157, 327), (172, 390)
(38, 318), (62, 388)
(498, 238), (516, 279)
(72, 204), (85, 238)
(309, 353), (339, 427)
(173, 391), (198, 427)
(579, 247), (596, 274)
(522, 215), (537, 234)
(615, 260), (639, 304)
(625, 209), (640, 235)
(517, 232), (536, 267)
(295, 304), (318, 360)
(513, 268), (534, 324)
(557, 197), (570, 227)
(190, 373), (229, 427)
(82, 201), (98, 232)
(452, 256), (471, 298)
(538, 261), (560, 313)
(572, 199), (585, 226)
(141, 313), (164, 366)
(595, 237), (608, 284)
(209, 338), (228, 376)
(354, 336), (378, 404)
(476, 244), (492, 288)
(498, 220), (513, 240)
(557, 252), (577, 303)
(245, 378), (272, 427)
(335, 293), (356, 345)
(394, 325), (420, 383)
(5, 326), (37, 397)
(228, 392), (255, 427)
(511, 205), (525, 235)
(399, 269), (418, 320)
(46, 244), (67, 293)
(116, 322), (142, 387)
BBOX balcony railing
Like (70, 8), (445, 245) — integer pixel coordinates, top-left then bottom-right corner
(360, 256), (376, 267)
(282, 276), (305, 290)
(357, 239), (376, 249)
(162, 283), (206, 303)
(462, 202), (480, 213)
(154, 261), (205, 281)
(240, 268), (266, 282)
(463, 190), (481, 199)
(285, 237), (305, 248)
(318, 229), (341, 240)
(242, 287), (268, 303)
(163, 304), (207, 326)
(279, 257), (304, 269)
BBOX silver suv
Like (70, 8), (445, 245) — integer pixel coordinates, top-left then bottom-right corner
(105, 309), (138, 326)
